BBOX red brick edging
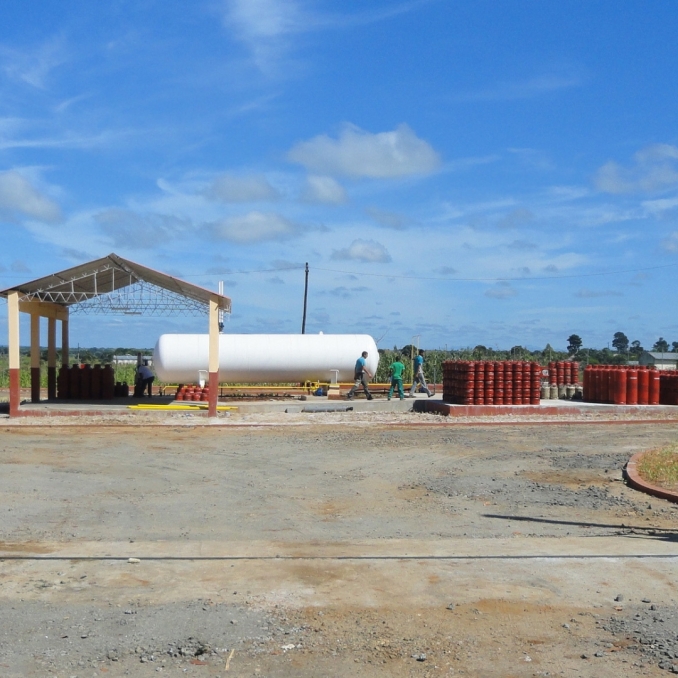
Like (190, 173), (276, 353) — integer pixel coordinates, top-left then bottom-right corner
(624, 450), (678, 504)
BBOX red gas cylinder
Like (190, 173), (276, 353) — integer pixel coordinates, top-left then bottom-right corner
(474, 362), (485, 405)
(57, 365), (70, 399)
(503, 375), (513, 404)
(512, 362), (523, 385)
(484, 362), (495, 387)
(548, 362), (556, 385)
(200, 387), (209, 402)
(192, 388), (201, 401)
(591, 366), (600, 403)
(80, 364), (92, 399)
(599, 367), (609, 403)
(626, 368), (638, 405)
(556, 361), (565, 385)
(69, 365), (81, 399)
(612, 368), (627, 405)
(582, 366), (590, 402)
(102, 365), (115, 399)
(91, 364), (102, 399)
(572, 362), (580, 384)
(649, 369), (660, 405)
(637, 367), (649, 405)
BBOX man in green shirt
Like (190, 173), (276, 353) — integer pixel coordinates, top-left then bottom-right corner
(387, 355), (406, 400)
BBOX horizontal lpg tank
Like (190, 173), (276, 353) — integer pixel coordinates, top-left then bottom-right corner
(153, 333), (379, 384)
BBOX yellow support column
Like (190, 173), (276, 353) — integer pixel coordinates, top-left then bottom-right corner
(208, 295), (220, 418)
(30, 313), (41, 403)
(8, 291), (20, 417)
(47, 317), (57, 400)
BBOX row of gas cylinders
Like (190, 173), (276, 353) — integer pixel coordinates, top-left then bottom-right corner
(175, 385), (211, 401)
(57, 364), (116, 400)
(583, 365), (672, 405)
(442, 360), (542, 405)
(583, 365), (657, 405)
(547, 361), (580, 385)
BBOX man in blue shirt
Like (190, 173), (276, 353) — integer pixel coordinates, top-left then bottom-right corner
(347, 351), (373, 400)
(409, 349), (432, 397)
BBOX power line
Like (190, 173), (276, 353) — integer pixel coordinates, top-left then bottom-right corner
(1, 261), (675, 284)
(312, 262), (678, 282)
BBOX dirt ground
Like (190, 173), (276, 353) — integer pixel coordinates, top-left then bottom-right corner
(1, 417), (678, 677)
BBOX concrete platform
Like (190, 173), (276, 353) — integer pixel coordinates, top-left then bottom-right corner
(3, 394), (425, 417)
(5, 394), (678, 418)
(415, 399), (678, 417)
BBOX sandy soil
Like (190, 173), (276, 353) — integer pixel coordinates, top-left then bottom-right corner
(1, 419), (678, 677)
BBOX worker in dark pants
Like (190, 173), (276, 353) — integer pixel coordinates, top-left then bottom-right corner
(387, 354), (405, 400)
(135, 361), (155, 397)
(409, 349), (433, 397)
(347, 351), (373, 400)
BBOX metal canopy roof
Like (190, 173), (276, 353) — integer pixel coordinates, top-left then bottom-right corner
(0, 253), (231, 317)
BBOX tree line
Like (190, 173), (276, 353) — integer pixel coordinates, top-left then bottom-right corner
(566, 333), (678, 364)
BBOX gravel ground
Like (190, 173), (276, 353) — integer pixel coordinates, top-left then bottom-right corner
(1, 419), (677, 676)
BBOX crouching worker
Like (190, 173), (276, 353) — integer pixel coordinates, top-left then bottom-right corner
(135, 360), (155, 398)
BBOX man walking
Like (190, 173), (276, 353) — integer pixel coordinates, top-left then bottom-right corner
(409, 349), (432, 397)
(387, 354), (405, 400)
(347, 351), (373, 400)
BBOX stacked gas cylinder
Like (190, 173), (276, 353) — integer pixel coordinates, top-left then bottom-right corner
(442, 361), (542, 405)
(175, 384), (211, 401)
(542, 361), (582, 400)
(583, 365), (664, 405)
(57, 364), (115, 400)
(660, 372), (678, 405)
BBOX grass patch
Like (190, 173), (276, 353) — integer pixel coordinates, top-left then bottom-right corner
(637, 444), (678, 488)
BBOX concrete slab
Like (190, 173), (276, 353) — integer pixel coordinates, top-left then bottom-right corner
(416, 400), (678, 417)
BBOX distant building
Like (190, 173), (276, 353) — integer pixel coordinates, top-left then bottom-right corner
(638, 351), (677, 370)
(113, 354), (153, 366)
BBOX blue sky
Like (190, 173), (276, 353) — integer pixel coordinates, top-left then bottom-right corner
(1, 0), (677, 351)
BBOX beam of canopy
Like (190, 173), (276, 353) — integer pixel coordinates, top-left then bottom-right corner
(0, 253), (231, 317)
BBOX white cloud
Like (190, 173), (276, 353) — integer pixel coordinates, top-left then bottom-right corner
(455, 73), (582, 102)
(661, 232), (678, 253)
(331, 239), (391, 263)
(366, 206), (410, 230)
(301, 175), (347, 204)
(95, 209), (190, 248)
(594, 144), (678, 194)
(288, 123), (441, 178)
(485, 282), (517, 299)
(507, 239), (537, 250)
(574, 289), (623, 298)
(497, 207), (534, 229)
(223, 0), (428, 72)
(10, 260), (31, 273)
(0, 171), (62, 222)
(223, 0), (304, 71)
(0, 37), (68, 88)
(205, 174), (280, 202)
(206, 211), (306, 243)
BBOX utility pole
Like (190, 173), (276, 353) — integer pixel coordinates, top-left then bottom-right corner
(301, 262), (309, 334)
(218, 281), (224, 332)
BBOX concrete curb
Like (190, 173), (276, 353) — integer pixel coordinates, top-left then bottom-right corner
(415, 400), (678, 417)
(624, 450), (678, 504)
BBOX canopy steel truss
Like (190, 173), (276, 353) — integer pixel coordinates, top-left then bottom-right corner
(16, 263), (218, 316)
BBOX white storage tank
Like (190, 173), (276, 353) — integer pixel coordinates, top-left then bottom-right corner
(153, 333), (379, 384)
